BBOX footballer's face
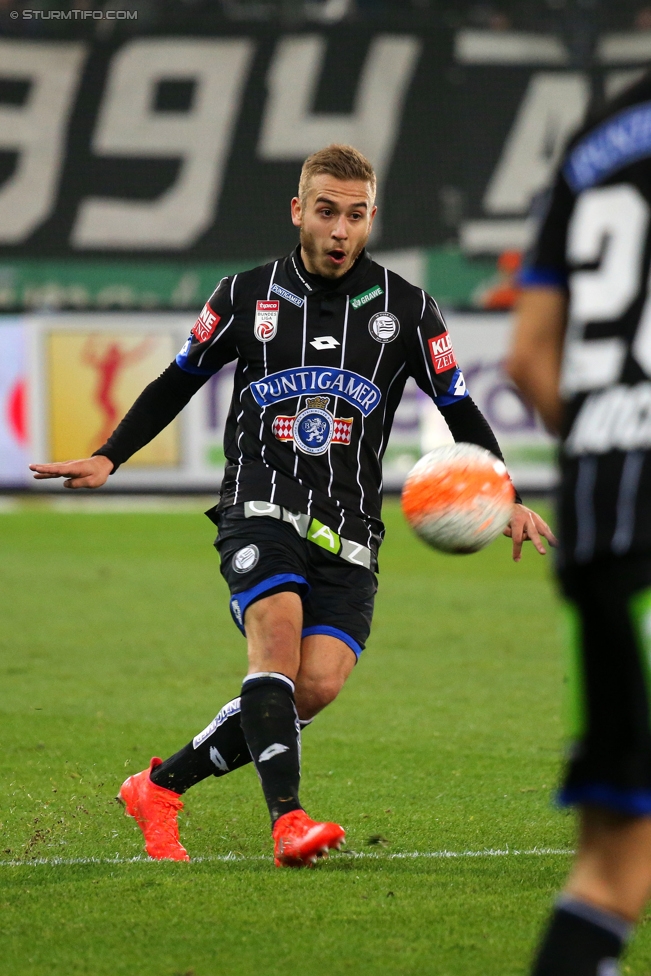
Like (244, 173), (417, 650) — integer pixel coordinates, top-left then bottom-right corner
(291, 175), (377, 279)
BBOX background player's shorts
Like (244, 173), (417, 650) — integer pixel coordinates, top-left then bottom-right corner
(558, 553), (651, 815)
(215, 504), (377, 660)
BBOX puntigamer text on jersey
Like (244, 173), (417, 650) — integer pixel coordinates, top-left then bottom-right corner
(251, 367), (381, 416)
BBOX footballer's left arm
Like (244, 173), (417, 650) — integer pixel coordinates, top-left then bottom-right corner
(405, 289), (556, 560)
(502, 502), (557, 563)
(439, 398), (557, 561)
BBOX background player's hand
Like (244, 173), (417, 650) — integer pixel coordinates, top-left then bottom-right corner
(503, 503), (558, 562)
(29, 455), (114, 489)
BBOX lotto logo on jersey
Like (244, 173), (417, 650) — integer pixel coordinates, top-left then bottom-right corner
(428, 333), (457, 374)
(192, 303), (220, 343)
(255, 300), (280, 342)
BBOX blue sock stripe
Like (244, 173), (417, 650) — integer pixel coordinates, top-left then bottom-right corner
(229, 573), (309, 634)
(301, 624), (363, 659)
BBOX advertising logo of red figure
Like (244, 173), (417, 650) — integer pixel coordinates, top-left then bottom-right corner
(255, 300), (280, 342)
(428, 332), (457, 374)
(192, 303), (220, 343)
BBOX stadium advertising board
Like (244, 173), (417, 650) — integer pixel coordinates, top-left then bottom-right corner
(0, 30), (648, 309)
(0, 312), (555, 492)
(12, 313), (423, 491)
(0, 320), (28, 486)
(48, 330), (179, 467)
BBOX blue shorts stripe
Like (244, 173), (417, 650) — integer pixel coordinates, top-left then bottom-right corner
(230, 573), (309, 634)
(558, 783), (651, 816)
(301, 624), (363, 659)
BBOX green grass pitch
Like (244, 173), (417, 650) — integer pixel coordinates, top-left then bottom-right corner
(1, 498), (650, 975)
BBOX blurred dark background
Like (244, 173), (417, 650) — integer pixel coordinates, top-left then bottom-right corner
(0, 0), (648, 42)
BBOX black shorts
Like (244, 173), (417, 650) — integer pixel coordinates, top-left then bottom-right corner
(558, 554), (651, 815)
(215, 503), (378, 660)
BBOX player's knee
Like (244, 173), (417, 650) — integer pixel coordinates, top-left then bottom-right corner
(295, 675), (342, 720)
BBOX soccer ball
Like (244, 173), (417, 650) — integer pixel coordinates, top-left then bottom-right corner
(401, 443), (515, 554)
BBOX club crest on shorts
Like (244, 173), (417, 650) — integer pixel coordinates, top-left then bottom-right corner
(254, 300), (279, 342)
(272, 396), (353, 456)
(368, 311), (400, 343)
(232, 544), (259, 573)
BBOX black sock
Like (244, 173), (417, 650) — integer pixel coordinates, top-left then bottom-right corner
(150, 698), (251, 794)
(239, 671), (302, 825)
(531, 895), (631, 976)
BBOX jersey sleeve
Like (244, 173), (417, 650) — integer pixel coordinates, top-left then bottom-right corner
(519, 169), (575, 289)
(404, 291), (469, 407)
(175, 276), (238, 376)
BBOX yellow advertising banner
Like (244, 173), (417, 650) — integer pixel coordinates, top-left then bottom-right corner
(48, 332), (179, 466)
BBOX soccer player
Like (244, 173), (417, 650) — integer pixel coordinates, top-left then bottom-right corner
(31, 145), (553, 868)
(508, 73), (651, 976)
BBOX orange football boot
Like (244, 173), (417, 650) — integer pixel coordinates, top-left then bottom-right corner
(118, 756), (190, 862)
(272, 809), (345, 867)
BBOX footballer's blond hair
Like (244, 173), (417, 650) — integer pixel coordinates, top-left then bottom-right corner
(298, 145), (377, 204)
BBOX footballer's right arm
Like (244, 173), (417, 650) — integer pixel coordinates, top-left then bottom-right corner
(30, 277), (238, 489)
(30, 453), (115, 489)
(29, 362), (208, 488)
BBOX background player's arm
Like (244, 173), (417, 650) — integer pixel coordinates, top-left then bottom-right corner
(504, 287), (567, 558)
(507, 287), (569, 435)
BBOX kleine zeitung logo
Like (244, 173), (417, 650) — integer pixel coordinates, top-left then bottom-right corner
(192, 303), (220, 343)
(428, 332), (457, 374)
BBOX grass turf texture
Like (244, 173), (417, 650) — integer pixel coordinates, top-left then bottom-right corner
(1, 499), (650, 975)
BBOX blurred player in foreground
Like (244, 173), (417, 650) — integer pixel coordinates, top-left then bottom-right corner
(31, 145), (553, 868)
(509, 73), (651, 976)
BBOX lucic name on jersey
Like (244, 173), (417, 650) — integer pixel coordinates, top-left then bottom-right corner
(176, 247), (468, 562)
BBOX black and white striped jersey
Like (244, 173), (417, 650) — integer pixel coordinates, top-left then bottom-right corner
(522, 73), (651, 564)
(176, 247), (469, 560)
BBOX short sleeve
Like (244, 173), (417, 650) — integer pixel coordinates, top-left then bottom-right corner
(519, 169), (576, 289)
(175, 276), (238, 376)
(404, 292), (468, 407)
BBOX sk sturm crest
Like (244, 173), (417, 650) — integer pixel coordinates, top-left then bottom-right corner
(401, 443), (514, 553)
(232, 545), (259, 573)
(273, 396), (353, 456)
(368, 311), (400, 343)
(254, 300), (279, 342)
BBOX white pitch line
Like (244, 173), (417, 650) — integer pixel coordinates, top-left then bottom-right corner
(0, 847), (573, 868)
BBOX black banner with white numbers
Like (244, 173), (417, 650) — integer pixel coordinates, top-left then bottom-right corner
(0, 27), (646, 260)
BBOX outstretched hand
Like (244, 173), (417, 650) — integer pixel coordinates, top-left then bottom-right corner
(504, 503), (558, 562)
(29, 455), (114, 490)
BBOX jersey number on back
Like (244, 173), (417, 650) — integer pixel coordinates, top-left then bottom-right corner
(562, 183), (651, 394)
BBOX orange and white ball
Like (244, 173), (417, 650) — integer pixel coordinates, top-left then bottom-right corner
(401, 443), (515, 554)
